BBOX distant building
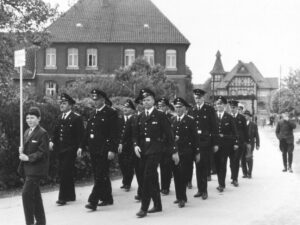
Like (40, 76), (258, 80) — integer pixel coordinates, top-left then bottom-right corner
(210, 51), (278, 116)
(14, 0), (190, 97)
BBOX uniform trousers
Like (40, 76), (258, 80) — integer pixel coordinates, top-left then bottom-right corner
(139, 153), (162, 212)
(88, 153), (112, 205)
(195, 149), (210, 193)
(172, 153), (193, 201)
(229, 143), (245, 181)
(58, 150), (77, 201)
(160, 151), (173, 191)
(279, 139), (294, 168)
(214, 145), (231, 188)
(22, 176), (46, 225)
(119, 147), (134, 187)
(241, 145), (254, 176)
(134, 155), (143, 198)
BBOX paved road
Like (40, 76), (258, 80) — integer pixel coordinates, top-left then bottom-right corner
(1, 127), (299, 225)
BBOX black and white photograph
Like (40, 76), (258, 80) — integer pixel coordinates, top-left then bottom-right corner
(0, 0), (300, 224)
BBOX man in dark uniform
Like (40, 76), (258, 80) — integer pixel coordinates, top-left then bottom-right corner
(276, 110), (296, 172)
(118, 99), (136, 192)
(214, 96), (238, 192)
(50, 93), (84, 206)
(83, 89), (118, 211)
(133, 88), (179, 218)
(242, 110), (260, 178)
(228, 100), (250, 187)
(188, 89), (217, 200)
(171, 97), (200, 208)
(157, 97), (173, 196)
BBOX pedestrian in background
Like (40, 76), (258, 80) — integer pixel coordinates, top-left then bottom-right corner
(241, 110), (260, 178)
(275, 110), (296, 173)
(18, 106), (49, 225)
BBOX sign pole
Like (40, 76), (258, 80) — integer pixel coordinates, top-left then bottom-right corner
(15, 49), (25, 153)
(20, 66), (23, 151)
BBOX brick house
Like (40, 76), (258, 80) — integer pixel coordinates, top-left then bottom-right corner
(14, 0), (190, 97)
(210, 51), (278, 117)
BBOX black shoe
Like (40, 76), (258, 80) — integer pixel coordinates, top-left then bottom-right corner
(173, 199), (179, 204)
(120, 185), (125, 189)
(230, 180), (234, 184)
(178, 200), (185, 208)
(193, 192), (202, 198)
(282, 168), (287, 172)
(97, 200), (113, 206)
(207, 175), (211, 181)
(85, 203), (97, 211)
(232, 180), (239, 187)
(202, 192), (208, 200)
(147, 207), (162, 213)
(248, 174), (252, 179)
(134, 195), (141, 201)
(136, 210), (147, 218)
(288, 168), (293, 173)
(161, 189), (169, 195)
(124, 185), (131, 192)
(216, 186), (224, 192)
(187, 182), (192, 189)
(56, 200), (66, 206)
(242, 175), (248, 178)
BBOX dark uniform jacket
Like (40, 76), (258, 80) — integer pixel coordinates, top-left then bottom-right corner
(171, 115), (200, 156)
(188, 103), (217, 148)
(215, 112), (238, 148)
(133, 108), (177, 155)
(53, 111), (84, 153)
(83, 105), (118, 154)
(118, 115), (136, 154)
(232, 113), (250, 145)
(247, 121), (260, 149)
(275, 119), (296, 144)
(18, 125), (49, 177)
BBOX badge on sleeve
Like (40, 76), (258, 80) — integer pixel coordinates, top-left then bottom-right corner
(90, 134), (94, 139)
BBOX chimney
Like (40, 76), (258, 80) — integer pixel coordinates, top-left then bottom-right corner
(101, 0), (110, 7)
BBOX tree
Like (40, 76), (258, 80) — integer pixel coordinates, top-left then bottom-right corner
(0, 0), (59, 189)
(114, 57), (178, 99)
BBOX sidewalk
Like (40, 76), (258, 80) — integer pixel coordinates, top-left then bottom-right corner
(0, 127), (299, 225)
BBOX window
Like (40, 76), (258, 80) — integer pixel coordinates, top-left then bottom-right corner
(45, 48), (56, 68)
(144, 49), (154, 66)
(67, 48), (78, 69)
(45, 81), (57, 96)
(166, 50), (176, 70)
(87, 48), (97, 68)
(124, 49), (135, 67)
(228, 76), (256, 96)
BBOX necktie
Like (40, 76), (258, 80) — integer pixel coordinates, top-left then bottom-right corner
(28, 128), (33, 135)
(218, 113), (221, 119)
(62, 113), (66, 119)
(178, 117), (181, 122)
(146, 111), (149, 117)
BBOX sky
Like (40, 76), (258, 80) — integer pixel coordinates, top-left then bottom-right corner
(44, 0), (300, 84)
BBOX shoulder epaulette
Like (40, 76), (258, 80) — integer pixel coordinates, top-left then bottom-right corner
(74, 112), (80, 116)
(187, 115), (194, 119)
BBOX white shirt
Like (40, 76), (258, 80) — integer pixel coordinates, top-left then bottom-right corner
(96, 104), (106, 113)
(145, 107), (155, 116)
(217, 111), (225, 119)
(177, 114), (185, 122)
(197, 102), (204, 110)
(62, 110), (72, 119)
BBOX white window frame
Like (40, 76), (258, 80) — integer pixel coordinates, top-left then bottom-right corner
(45, 48), (56, 69)
(45, 81), (57, 97)
(86, 48), (98, 69)
(166, 49), (177, 70)
(67, 48), (79, 69)
(124, 49), (135, 67)
(144, 49), (155, 66)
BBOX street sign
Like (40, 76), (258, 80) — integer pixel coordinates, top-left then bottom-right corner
(14, 49), (26, 67)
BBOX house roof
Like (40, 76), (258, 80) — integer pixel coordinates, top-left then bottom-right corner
(215, 60), (277, 89)
(210, 50), (226, 75)
(47, 0), (190, 45)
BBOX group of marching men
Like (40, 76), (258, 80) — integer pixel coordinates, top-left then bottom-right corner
(18, 87), (260, 224)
